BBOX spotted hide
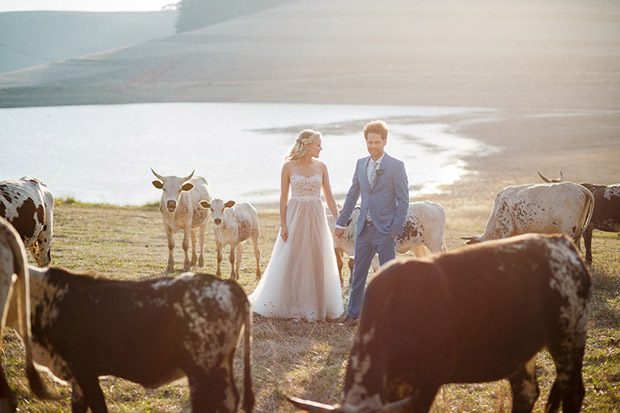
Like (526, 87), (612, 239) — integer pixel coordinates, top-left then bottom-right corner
(288, 234), (590, 413)
(0, 177), (54, 267)
(199, 199), (261, 280)
(464, 182), (593, 246)
(151, 169), (212, 273)
(538, 172), (620, 264)
(327, 202), (447, 284)
(6, 269), (254, 413)
(0, 218), (57, 411)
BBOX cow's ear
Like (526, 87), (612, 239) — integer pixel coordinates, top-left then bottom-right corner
(182, 182), (194, 192)
(225, 200), (236, 208)
(199, 200), (210, 209)
(152, 180), (163, 189)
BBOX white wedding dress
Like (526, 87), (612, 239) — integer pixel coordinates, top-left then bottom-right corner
(249, 173), (344, 321)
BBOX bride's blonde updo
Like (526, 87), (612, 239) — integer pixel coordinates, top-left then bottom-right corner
(286, 129), (322, 161)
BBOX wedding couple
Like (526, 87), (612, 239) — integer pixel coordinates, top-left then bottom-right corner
(249, 121), (409, 324)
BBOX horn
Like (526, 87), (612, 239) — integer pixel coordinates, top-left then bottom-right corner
(151, 168), (164, 181)
(378, 393), (417, 412)
(460, 235), (480, 245)
(182, 170), (195, 182)
(537, 171), (551, 183)
(559, 171), (564, 181)
(286, 395), (339, 412)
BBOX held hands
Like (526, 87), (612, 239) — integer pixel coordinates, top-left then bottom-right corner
(280, 225), (289, 242)
(334, 227), (345, 239)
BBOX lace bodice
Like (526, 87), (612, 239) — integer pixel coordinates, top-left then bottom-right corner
(290, 173), (322, 199)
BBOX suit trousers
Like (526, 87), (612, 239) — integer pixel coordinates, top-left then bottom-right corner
(347, 223), (395, 319)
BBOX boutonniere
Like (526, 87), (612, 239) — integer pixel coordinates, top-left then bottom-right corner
(376, 169), (384, 177)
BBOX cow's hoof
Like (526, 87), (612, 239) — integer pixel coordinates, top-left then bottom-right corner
(199, 256), (204, 267)
(165, 265), (174, 274)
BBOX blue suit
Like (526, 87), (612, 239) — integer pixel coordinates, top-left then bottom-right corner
(336, 152), (409, 318)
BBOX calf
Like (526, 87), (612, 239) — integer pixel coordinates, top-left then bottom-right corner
(6, 268), (254, 413)
(289, 233), (590, 412)
(539, 171), (620, 264)
(463, 182), (594, 246)
(151, 169), (212, 273)
(0, 217), (57, 411)
(328, 202), (448, 284)
(0, 177), (54, 266)
(200, 199), (261, 280)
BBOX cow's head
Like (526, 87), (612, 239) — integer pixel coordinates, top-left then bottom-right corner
(286, 393), (415, 412)
(151, 169), (194, 213)
(30, 230), (52, 267)
(200, 199), (235, 225)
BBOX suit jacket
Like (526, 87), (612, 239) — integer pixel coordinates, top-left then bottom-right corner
(336, 152), (409, 236)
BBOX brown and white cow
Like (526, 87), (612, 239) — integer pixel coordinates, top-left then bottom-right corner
(199, 199), (261, 281)
(327, 202), (448, 284)
(151, 169), (212, 273)
(0, 177), (54, 267)
(0, 218), (58, 411)
(539, 171), (620, 264)
(463, 182), (594, 246)
(6, 268), (254, 413)
(288, 233), (590, 413)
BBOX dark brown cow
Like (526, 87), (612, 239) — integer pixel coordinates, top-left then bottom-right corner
(6, 268), (254, 413)
(0, 177), (54, 267)
(539, 172), (620, 264)
(289, 234), (590, 412)
(0, 218), (58, 411)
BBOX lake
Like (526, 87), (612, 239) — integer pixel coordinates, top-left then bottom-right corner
(0, 102), (497, 208)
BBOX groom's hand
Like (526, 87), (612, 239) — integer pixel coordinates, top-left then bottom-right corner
(334, 228), (345, 239)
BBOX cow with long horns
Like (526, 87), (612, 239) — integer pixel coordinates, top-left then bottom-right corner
(151, 169), (212, 273)
(538, 171), (620, 264)
(288, 234), (590, 413)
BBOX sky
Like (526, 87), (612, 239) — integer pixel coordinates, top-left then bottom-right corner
(0, 1), (173, 12)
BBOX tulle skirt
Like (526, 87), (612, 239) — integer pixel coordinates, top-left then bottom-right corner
(248, 197), (344, 321)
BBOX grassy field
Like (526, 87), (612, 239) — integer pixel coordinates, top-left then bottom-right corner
(2, 201), (619, 412)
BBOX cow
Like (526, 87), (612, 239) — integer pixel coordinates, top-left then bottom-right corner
(327, 202), (448, 285)
(0, 217), (58, 411)
(199, 199), (261, 281)
(463, 182), (594, 247)
(151, 169), (212, 273)
(0, 177), (54, 267)
(538, 171), (620, 264)
(288, 233), (591, 413)
(5, 267), (254, 413)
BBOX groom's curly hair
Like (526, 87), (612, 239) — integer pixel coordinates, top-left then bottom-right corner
(364, 120), (389, 140)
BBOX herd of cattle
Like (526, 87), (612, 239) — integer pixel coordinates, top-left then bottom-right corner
(0, 170), (618, 412)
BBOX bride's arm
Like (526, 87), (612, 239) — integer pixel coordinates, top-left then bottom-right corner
(321, 163), (339, 220)
(279, 163), (291, 242)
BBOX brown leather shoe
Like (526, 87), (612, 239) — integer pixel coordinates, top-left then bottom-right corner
(342, 316), (358, 327)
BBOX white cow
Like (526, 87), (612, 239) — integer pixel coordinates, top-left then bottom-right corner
(328, 202), (448, 284)
(151, 169), (212, 273)
(199, 199), (261, 280)
(0, 177), (54, 267)
(463, 182), (594, 245)
(0, 217), (57, 410)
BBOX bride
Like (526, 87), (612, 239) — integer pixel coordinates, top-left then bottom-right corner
(248, 129), (344, 321)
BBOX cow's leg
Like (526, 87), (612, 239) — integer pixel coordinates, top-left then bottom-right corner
(198, 222), (206, 267)
(229, 244), (237, 280)
(413, 244), (428, 257)
(0, 362), (18, 413)
(182, 227), (191, 271)
(186, 362), (239, 413)
(72, 376), (108, 413)
(164, 225), (175, 273)
(335, 247), (344, 285)
(508, 356), (539, 413)
(216, 241), (223, 277)
(190, 228), (197, 267)
(583, 227), (593, 264)
(251, 234), (261, 279)
(545, 342), (585, 413)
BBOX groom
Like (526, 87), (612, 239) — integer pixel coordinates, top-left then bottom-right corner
(335, 120), (409, 326)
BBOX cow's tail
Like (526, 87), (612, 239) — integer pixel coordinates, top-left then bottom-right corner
(575, 187), (594, 242)
(242, 299), (254, 412)
(1, 219), (60, 400)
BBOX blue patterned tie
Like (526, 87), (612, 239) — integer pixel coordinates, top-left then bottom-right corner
(369, 160), (378, 187)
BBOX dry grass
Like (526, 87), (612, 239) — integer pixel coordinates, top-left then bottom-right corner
(2, 201), (619, 412)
